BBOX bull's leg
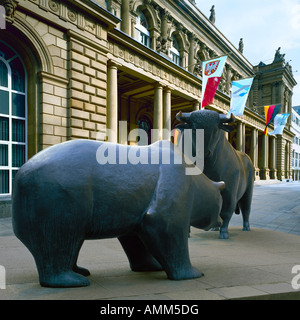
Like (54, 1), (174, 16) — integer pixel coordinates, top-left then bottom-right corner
(138, 213), (203, 280)
(239, 185), (253, 231)
(219, 212), (233, 239)
(118, 234), (163, 272)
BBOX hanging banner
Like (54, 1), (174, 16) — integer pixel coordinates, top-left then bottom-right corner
(228, 77), (254, 116)
(264, 104), (281, 135)
(268, 113), (290, 135)
(201, 55), (227, 109)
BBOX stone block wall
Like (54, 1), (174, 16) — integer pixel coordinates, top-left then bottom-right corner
(68, 37), (107, 141)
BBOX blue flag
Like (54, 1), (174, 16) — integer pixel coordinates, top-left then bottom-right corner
(228, 78), (254, 116)
(268, 113), (290, 135)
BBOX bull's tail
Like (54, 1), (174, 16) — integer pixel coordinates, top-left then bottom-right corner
(235, 204), (240, 215)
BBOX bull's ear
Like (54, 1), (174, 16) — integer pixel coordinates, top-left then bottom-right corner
(176, 111), (192, 123)
(219, 124), (235, 133)
(219, 113), (235, 132)
(219, 113), (235, 124)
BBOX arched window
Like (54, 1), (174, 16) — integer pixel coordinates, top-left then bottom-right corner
(0, 42), (27, 195)
(135, 10), (150, 47)
(169, 35), (180, 65)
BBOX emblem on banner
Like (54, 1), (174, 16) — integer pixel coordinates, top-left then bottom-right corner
(204, 60), (220, 76)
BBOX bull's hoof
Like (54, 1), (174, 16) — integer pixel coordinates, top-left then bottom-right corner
(73, 265), (90, 277)
(40, 271), (90, 288)
(243, 222), (250, 231)
(219, 231), (229, 239)
(219, 226), (229, 239)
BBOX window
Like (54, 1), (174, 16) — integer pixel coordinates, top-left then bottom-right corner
(135, 10), (150, 47)
(293, 150), (295, 167)
(169, 35), (180, 65)
(0, 42), (27, 195)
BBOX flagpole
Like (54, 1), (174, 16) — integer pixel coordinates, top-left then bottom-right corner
(201, 54), (229, 63)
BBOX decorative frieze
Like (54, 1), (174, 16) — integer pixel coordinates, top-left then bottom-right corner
(108, 40), (201, 98)
(27, 0), (104, 39)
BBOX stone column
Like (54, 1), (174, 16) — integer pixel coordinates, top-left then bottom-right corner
(153, 83), (163, 142)
(250, 128), (260, 179)
(269, 136), (277, 179)
(163, 87), (171, 140)
(262, 134), (270, 180)
(107, 61), (118, 143)
(193, 100), (200, 111)
(119, 96), (129, 145)
(286, 141), (292, 179)
(242, 123), (245, 153)
(188, 33), (196, 73)
(121, 0), (131, 36)
(237, 122), (243, 152)
(276, 136), (284, 180)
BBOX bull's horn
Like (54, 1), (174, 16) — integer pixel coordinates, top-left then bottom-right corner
(219, 113), (235, 124)
(176, 111), (192, 122)
(213, 181), (226, 191)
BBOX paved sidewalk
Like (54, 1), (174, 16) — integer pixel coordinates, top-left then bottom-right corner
(1, 180), (300, 300)
(0, 225), (300, 300)
(231, 180), (300, 236)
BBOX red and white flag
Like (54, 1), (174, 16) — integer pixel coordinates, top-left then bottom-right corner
(201, 56), (227, 109)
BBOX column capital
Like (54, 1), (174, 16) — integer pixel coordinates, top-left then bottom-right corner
(163, 86), (172, 93)
(108, 60), (121, 69)
(154, 81), (164, 89)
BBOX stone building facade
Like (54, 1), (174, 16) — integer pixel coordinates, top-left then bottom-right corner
(292, 107), (300, 181)
(0, 0), (297, 216)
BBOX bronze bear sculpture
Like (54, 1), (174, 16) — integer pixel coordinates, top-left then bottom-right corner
(12, 139), (225, 287)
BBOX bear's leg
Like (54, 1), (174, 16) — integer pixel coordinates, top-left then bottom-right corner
(138, 212), (203, 280)
(72, 239), (90, 276)
(118, 234), (163, 272)
(35, 238), (90, 288)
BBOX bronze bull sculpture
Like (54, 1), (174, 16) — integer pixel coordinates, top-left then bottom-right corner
(176, 110), (255, 239)
(12, 139), (225, 287)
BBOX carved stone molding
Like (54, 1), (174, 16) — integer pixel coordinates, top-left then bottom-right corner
(27, 0), (104, 39)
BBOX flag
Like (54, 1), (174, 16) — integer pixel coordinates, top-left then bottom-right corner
(264, 104), (281, 135)
(268, 113), (290, 135)
(201, 56), (227, 109)
(228, 77), (254, 116)
(172, 128), (182, 146)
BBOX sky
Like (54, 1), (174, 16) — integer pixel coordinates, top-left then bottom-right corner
(195, 0), (300, 107)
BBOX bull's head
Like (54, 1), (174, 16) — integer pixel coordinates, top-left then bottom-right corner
(176, 110), (235, 158)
